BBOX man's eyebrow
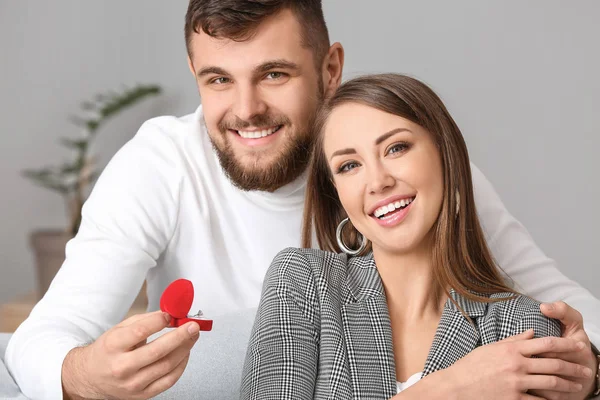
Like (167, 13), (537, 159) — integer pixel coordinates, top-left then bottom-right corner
(253, 59), (300, 74)
(197, 66), (230, 78)
(374, 128), (412, 145)
(196, 60), (298, 79)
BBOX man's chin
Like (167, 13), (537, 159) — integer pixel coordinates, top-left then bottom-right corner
(221, 154), (307, 192)
(210, 129), (312, 192)
(234, 152), (281, 168)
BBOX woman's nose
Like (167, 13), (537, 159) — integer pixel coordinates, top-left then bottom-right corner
(366, 163), (395, 194)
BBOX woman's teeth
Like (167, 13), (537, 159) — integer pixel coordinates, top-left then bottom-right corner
(373, 197), (415, 218)
(237, 126), (280, 139)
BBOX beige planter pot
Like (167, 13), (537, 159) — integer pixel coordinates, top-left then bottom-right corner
(29, 230), (72, 300)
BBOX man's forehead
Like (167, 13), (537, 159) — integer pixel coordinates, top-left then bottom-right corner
(189, 9), (311, 70)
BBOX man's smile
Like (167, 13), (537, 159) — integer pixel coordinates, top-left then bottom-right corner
(228, 125), (285, 147)
(234, 125), (282, 139)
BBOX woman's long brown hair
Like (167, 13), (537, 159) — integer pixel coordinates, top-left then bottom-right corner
(302, 73), (515, 303)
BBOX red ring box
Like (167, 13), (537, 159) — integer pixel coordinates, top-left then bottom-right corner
(159, 279), (213, 331)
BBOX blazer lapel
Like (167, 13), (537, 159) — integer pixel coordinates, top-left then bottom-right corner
(341, 255), (397, 400)
(422, 290), (487, 376)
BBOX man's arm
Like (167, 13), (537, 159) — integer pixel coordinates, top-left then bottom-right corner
(470, 163), (600, 347)
(5, 121), (183, 399)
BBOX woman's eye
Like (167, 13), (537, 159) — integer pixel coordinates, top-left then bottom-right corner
(339, 162), (360, 173)
(387, 142), (409, 155)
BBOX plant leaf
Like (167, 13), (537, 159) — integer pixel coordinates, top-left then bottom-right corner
(60, 137), (88, 151)
(22, 169), (69, 194)
(97, 84), (162, 120)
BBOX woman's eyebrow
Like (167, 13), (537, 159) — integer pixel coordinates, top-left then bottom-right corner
(330, 128), (413, 160)
(330, 147), (356, 160)
(374, 128), (412, 145)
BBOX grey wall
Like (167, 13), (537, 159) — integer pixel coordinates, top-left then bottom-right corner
(0, 1), (598, 303)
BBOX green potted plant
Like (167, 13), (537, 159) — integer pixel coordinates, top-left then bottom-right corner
(23, 84), (162, 299)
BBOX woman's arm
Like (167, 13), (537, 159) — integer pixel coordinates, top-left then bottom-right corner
(393, 299), (581, 400)
(240, 248), (320, 400)
(394, 330), (586, 400)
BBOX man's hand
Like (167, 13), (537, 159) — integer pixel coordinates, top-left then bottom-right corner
(61, 310), (200, 400)
(536, 301), (598, 399)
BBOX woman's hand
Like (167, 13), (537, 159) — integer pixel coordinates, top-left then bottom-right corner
(426, 329), (590, 400)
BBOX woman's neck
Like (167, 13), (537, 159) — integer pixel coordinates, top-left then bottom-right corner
(373, 243), (446, 321)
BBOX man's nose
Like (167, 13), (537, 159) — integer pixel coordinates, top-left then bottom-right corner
(232, 85), (267, 122)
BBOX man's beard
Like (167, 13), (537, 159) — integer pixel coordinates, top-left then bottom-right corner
(207, 110), (318, 193)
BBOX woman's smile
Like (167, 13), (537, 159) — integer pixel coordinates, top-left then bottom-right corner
(369, 195), (416, 227)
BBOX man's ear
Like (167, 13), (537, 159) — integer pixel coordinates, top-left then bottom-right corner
(322, 42), (345, 99)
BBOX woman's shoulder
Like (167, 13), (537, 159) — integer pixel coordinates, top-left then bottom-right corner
(487, 292), (542, 315)
(486, 292), (561, 338)
(266, 247), (350, 286)
(270, 247), (348, 268)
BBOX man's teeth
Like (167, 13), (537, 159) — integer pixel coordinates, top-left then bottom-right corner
(373, 197), (415, 218)
(237, 127), (279, 139)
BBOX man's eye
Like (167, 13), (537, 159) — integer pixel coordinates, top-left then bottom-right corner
(211, 77), (230, 85)
(265, 72), (284, 80)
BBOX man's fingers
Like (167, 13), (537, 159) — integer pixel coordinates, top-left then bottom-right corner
(135, 334), (197, 388)
(108, 312), (172, 351)
(529, 388), (578, 400)
(520, 394), (545, 400)
(142, 354), (191, 398)
(520, 374), (583, 393)
(535, 350), (581, 361)
(518, 336), (585, 357)
(115, 311), (165, 328)
(540, 302), (583, 328)
(526, 357), (593, 379)
(130, 321), (200, 368)
(500, 329), (535, 343)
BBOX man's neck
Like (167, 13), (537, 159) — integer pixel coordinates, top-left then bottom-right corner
(239, 170), (308, 209)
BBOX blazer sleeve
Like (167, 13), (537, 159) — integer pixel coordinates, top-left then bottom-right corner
(240, 248), (321, 400)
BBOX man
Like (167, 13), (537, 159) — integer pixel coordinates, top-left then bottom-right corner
(6, 1), (600, 399)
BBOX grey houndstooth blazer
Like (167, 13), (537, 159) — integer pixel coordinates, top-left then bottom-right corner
(240, 248), (561, 400)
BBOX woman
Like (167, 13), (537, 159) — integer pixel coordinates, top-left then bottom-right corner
(240, 74), (588, 399)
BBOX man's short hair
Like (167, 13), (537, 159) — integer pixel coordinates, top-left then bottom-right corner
(184, 0), (330, 68)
